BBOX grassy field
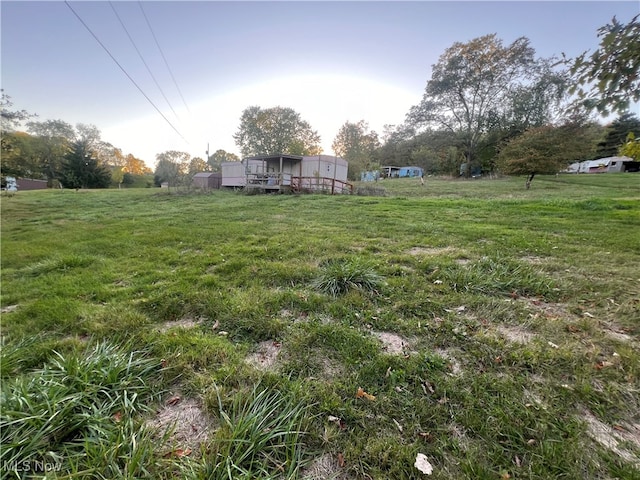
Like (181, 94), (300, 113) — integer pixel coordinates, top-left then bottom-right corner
(1, 174), (639, 479)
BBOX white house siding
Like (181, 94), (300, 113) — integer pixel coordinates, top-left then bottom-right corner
(221, 162), (246, 187)
(300, 155), (349, 183)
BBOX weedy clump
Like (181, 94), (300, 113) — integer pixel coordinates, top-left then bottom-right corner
(198, 386), (309, 479)
(312, 258), (385, 297)
(0, 341), (167, 478)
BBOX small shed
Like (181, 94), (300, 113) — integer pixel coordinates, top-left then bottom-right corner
(17, 178), (48, 190)
(192, 172), (221, 189)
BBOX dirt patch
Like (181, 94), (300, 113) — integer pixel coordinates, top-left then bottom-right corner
(603, 326), (635, 344)
(407, 246), (456, 257)
(301, 453), (348, 480)
(520, 255), (548, 265)
(582, 410), (640, 467)
(246, 340), (282, 371)
(373, 331), (410, 355)
(158, 317), (202, 333)
(496, 325), (536, 344)
(435, 348), (463, 376)
(147, 394), (214, 453)
(0, 305), (19, 314)
(521, 298), (575, 320)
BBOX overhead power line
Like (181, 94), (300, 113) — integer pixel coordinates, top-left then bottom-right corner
(138, 1), (190, 114)
(108, 1), (181, 122)
(64, 1), (188, 144)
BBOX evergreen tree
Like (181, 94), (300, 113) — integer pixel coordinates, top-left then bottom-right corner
(595, 113), (640, 158)
(61, 140), (111, 189)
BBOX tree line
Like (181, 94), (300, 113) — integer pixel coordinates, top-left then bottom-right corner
(3, 14), (638, 189)
(225, 15), (640, 185)
(1, 97), (152, 189)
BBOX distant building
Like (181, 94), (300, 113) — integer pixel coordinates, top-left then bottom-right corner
(222, 154), (352, 194)
(192, 172), (222, 190)
(565, 156), (638, 173)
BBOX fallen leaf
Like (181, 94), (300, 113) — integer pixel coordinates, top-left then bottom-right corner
(161, 358), (168, 368)
(414, 453), (433, 475)
(113, 411), (122, 423)
(337, 453), (345, 468)
(166, 395), (181, 406)
(583, 312), (594, 318)
(356, 387), (376, 401)
(500, 472), (511, 480)
(218, 331), (228, 336)
(419, 432), (434, 442)
(547, 341), (559, 349)
(433, 280), (443, 285)
(211, 320), (219, 330)
(527, 438), (536, 445)
(514, 455), (521, 467)
(163, 448), (192, 458)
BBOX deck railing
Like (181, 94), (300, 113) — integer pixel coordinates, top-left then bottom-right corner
(291, 176), (353, 194)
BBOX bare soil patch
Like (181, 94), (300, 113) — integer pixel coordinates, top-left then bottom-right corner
(496, 325), (536, 344)
(158, 316), (202, 333)
(246, 340), (282, 371)
(147, 394), (214, 453)
(521, 297), (575, 320)
(434, 348), (463, 376)
(302, 453), (349, 480)
(0, 305), (19, 314)
(582, 410), (640, 467)
(373, 331), (410, 355)
(407, 246), (456, 257)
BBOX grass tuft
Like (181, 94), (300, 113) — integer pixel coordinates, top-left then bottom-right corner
(435, 255), (557, 298)
(0, 341), (165, 477)
(312, 258), (385, 297)
(200, 386), (309, 479)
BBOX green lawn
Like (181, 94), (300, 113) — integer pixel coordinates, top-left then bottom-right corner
(1, 174), (639, 479)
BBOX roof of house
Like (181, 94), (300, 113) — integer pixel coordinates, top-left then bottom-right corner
(193, 172), (219, 178)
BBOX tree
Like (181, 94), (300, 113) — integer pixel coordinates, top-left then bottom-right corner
(1, 90), (34, 132)
(619, 133), (640, 161)
(233, 106), (322, 157)
(565, 14), (640, 115)
(496, 120), (598, 188)
(154, 150), (191, 189)
(0, 131), (46, 179)
(595, 113), (640, 158)
(407, 35), (563, 176)
(60, 140), (111, 189)
(26, 119), (75, 182)
(331, 120), (380, 179)
(207, 149), (239, 172)
(188, 157), (209, 176)
(1, 92), (37, 181)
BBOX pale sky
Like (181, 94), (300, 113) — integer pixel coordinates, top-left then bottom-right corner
(2, 1), (639, 167)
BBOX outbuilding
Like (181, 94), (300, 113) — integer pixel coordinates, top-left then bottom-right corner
(192, 172), (222, 189)
(222, 154), (351, 194)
